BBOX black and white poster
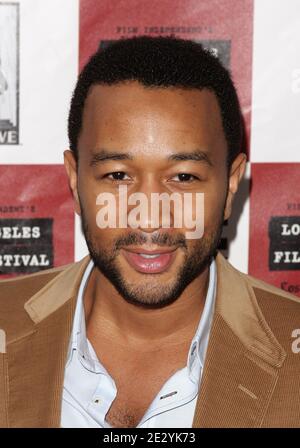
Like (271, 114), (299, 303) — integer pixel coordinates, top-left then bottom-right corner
(0, 2), (19, 145)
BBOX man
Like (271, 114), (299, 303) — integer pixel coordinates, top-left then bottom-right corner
(0, 36), (299, 428)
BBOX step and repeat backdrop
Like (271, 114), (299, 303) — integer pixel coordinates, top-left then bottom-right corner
(0, 0), (299, 296)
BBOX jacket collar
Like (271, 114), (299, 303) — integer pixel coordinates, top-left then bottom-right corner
(213, 252), (285, 368)
(23, 251), (285, 368)
(24, 255), (91, 324)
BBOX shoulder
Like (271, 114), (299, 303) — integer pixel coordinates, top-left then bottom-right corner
(0, 257), (90, 344)
(218, 254), (300, 350)
(241, 270), (299, 304)
(0, 262), (74, 315)
(216, 251), (300, 305)
(215, 252), (300, 340)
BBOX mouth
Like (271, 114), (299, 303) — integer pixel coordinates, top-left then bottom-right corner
(121, 246), (178, 274)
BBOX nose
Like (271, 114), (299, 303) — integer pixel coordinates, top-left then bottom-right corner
(125, 176), (178, 234)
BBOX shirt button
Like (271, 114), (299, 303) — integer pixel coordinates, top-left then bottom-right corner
(94, 398), (101, 404)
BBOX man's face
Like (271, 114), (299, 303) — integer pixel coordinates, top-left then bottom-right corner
(65, 81), (245, 308)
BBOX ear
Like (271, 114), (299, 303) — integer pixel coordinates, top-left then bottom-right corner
(223, 152), (247, 221)
(64, 149), (81, 216)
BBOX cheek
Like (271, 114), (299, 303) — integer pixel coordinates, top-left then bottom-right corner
(78, 175), (108, 228)
(78, 184), (129, 247)
(80, 192), (98, 231)
(202, 182), (228, 231)
(181, 183), (227, 233)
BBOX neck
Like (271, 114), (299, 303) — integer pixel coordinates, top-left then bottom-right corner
(83, 263), (211, 350)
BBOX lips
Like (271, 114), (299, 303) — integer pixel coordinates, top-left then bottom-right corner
(121, 247), (177, 274)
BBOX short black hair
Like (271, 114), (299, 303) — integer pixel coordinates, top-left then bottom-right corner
(68, 35), (244, 166)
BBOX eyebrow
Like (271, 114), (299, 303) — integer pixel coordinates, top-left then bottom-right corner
(89, 150), (134, 166)
(167, 150), (213, 167)
(89, 148), (213, 167)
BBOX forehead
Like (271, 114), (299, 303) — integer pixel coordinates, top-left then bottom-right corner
(78, 81), (226, 161)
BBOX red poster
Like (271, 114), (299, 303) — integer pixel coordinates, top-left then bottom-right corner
(249, 163), (300, 298)
(79, 0), (253, 154)
(0, 165), (74, 278)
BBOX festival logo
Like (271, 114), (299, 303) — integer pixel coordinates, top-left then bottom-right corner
(249, 163), (300, 297)
(0, 165), (74, 278)
(269, 216), (300, 271)
(0, 218), (53, 274)
(99, 39), (231, 69)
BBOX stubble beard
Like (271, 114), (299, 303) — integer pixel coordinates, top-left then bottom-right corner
(80, 210), (224, 309)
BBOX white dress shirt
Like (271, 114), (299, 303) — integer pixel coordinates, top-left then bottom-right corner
(61, 257), (217, 428)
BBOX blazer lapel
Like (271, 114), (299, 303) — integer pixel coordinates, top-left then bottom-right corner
(7, 256), (90, 428)
(192, 253), (286, 428)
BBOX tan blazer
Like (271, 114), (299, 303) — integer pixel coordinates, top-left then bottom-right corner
(0, 251), (299, 428)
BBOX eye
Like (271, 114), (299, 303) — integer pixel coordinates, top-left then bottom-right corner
(171, 173), (198, 182)
(104, 171), (131, 181)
